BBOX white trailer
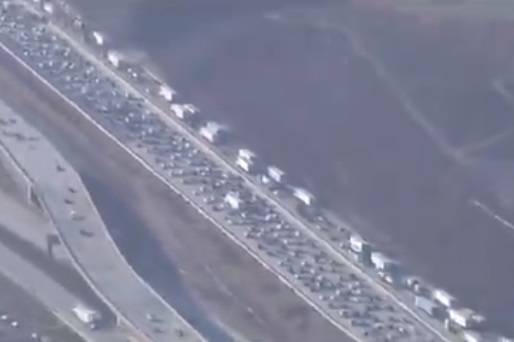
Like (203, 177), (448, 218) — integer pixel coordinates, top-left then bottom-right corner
(91, 31), (105, 46)
(238, 148), (256, 162)
(414, 295), (438, 316)
(106, 50), (122, 69)
(72, 304), (101, 325)
(171, 103), (197, 120)
(433, 288), (457, 308)
(349, 234), (367, 253)
(370, 252), (396, 272)
(42, 1), (54, 15)
(267, 166), (286, 184)
(449, 308), (484, 329)
(224, 192), (242, 210)
(236, 157), (254, 173)
(199, 121), (225, 144)
(158, 84), (176, 102)
(293, 187), (315, 206)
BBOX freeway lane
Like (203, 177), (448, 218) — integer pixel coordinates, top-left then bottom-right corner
(0, 98), (205, 342)
(36, 7), (456, 342)
(0, 3), (366, 340)
(0, 14), (350, 342)
(54, 0), (514, 336)
(0, 35), (361, 342)
(0, 223), (125, 342)
(2, 1), (459, 340)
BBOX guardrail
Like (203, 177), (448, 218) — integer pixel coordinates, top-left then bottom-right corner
(0, 1), (461, 341)
(0, 63), (206, 341)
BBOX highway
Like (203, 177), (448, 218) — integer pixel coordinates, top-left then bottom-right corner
(40, 7), (455, 342)
(0, 99), (205, 342)
(0, 1), (462, 340)
(0, 16), (370, 342)
(0, 41), (361, 341)
(0, 4), (369, 341)
(0, 219), (126, 342)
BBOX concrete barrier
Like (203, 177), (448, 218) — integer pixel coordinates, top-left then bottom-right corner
(0, 94), (203, 342)
(0, 139), (39, 208)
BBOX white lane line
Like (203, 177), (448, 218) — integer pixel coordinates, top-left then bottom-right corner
(4, 4), (453, 340)
(0, 31), (363, 342)
(44, 13), (453, 342)
(0, 34), (205, 342)
(59, 22), (451, 338)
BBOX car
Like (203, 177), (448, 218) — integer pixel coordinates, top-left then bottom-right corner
(79, 229), (93, 237)
(146, 313), (158, 322)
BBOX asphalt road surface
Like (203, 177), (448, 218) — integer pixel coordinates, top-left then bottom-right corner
(0, 30), (351, 342)
(66, 0), (514, 335)
(0, 266), (84, 342)
(0, 221), (125, 342)
(0, 97), (203, 342)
